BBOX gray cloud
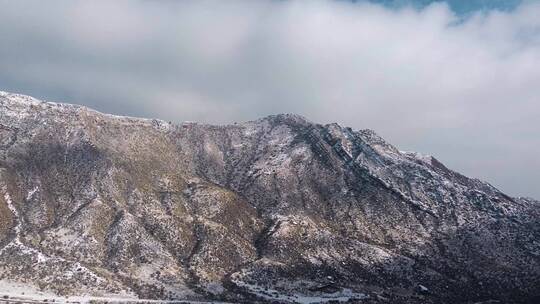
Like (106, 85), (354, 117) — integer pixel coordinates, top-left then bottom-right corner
(0, 0), (539, 198)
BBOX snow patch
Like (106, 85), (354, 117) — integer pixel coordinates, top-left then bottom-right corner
(233, 278), (368, 304)
(26, 186), (39, 200)
(400, 151), (433, 165)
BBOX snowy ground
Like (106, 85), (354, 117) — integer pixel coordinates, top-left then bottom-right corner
(232, 278), (368, 303)
(0, 280), (228, 304)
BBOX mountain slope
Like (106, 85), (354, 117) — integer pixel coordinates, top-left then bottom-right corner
(0, 91), (538, 303)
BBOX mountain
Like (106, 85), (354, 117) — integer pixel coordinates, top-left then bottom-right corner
(0, 91), (538, 304)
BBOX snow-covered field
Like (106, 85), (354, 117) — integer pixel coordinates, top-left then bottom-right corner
(231, 277), (368, 303)
(0, 280), (227, 304)
(1, 279), (369, 304)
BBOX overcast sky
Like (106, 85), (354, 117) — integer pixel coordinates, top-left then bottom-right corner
(0, 0), (539, 198)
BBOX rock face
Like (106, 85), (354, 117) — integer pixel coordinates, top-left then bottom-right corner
(0, 91), (538, 303)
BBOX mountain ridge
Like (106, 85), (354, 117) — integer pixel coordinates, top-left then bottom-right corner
(0, 91), (538, 303)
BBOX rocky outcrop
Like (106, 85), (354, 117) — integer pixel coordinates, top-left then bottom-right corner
(0, 91), (538, 303)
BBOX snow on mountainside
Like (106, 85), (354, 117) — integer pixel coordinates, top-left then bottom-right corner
(0, 91), (539, 303)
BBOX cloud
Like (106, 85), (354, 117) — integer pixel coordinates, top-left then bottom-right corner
(0, 0), (539, 197)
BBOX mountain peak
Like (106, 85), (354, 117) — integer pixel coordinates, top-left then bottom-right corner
(253, 113), (312, 126)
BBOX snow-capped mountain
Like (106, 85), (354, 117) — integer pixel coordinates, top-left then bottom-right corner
(0, 91), (538, 303)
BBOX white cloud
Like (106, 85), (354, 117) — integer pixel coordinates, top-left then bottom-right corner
(0, 0), (539, 197)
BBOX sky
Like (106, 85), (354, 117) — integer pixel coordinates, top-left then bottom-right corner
(0, 0), (539, 198)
